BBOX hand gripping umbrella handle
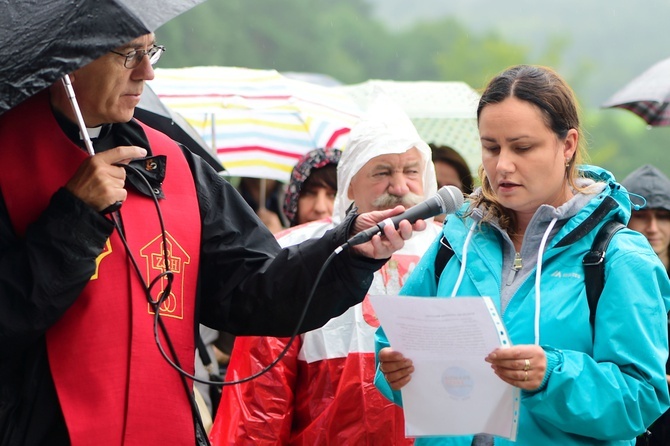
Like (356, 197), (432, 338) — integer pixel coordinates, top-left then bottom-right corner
(101, 202), (122, 215)
(61, 75), (122, 215)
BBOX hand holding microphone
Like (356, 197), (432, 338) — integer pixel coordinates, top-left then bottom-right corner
(346, 185), (464, 248)
(335, 186), (463, 259)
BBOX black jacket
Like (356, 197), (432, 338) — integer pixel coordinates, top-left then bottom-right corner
(0, 119), (382, 445)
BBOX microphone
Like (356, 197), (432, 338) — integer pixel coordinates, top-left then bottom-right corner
(345, 185), (464, 247)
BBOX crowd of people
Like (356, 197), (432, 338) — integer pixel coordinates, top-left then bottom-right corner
(211, 95), (443, 444)
(1, 29), (669, 446)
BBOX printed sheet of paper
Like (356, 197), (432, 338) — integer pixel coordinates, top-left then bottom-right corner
(370, 295), (519, 441)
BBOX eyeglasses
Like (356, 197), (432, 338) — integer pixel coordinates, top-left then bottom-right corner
(109, 45), (165, 69)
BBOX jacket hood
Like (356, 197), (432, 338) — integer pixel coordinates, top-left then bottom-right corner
(621, 164), (670, 212)
(575, 165), (632, 224)
(332, 92), (437, 223)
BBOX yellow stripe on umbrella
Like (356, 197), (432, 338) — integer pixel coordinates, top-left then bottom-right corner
(148, 66), (361, 182)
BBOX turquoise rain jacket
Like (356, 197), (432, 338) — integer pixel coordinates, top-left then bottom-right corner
(375, 166), (670, 445)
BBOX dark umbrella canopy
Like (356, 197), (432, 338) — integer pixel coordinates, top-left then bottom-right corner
(135, 84), (225, 172)
(0, 0), (206, 115)
(601, 57), (670, 126)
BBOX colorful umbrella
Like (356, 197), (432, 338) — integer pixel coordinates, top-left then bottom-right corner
(148, 66), (361, 182)
(601, 57), (670, 126)
(135, 84), (224, 172)
(337, 80), (481, 173)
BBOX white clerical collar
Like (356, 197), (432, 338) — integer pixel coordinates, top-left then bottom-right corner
(79, 126), (102, 140)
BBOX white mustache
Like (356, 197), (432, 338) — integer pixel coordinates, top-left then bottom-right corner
(372, 192), (424, 210)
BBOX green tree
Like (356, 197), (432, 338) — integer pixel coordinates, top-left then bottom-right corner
(586, 110), (670, 179)
(156, 0), (386, 83)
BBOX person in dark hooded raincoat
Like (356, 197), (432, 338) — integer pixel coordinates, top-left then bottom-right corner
(622, 164), (670, 446)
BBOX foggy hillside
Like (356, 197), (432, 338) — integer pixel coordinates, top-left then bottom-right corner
(366, 0), (670, 108)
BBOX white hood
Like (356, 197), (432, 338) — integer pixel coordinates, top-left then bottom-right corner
(333, 91), (437, 223)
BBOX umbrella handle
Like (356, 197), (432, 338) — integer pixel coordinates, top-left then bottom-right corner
(101, 201), (122, 215)
(61, 75), (95, 157)
(258, 177), (266, 211)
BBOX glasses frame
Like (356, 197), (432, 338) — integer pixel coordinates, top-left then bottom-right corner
(109, 45), (165, 69)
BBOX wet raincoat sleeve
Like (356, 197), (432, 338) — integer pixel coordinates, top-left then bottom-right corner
(0, 188), (113, 358)
(209, 335), (299, 445)
(523, 234), (670, 440)
(183, 152), (385, 337)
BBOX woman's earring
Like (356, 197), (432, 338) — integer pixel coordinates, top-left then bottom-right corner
(565, 158), (571, 167)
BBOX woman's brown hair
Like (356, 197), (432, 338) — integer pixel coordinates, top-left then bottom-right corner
(473, 65), (587, 232)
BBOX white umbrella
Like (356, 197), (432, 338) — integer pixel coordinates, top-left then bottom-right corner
(337, 80), (481, 173)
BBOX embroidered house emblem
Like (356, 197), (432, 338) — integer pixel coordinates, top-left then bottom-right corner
(91, 238), (113, 280)
(140, 232), (191, 319)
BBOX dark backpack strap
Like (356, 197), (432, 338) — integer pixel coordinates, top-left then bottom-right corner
(555, 196), (619, 248)
(434, 235), (455, 284)
(582, 220), (626, 327)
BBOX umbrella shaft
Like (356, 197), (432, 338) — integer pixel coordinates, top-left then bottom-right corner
(61, 75), (95, 156)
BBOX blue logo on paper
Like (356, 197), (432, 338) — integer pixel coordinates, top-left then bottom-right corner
(442, 366), (474, 399)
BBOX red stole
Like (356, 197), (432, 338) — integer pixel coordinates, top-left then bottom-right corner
(0, 91), (202, 445)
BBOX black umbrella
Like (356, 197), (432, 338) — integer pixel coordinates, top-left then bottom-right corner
(0, 0), (206, 115)
(135, 85), (224, 172)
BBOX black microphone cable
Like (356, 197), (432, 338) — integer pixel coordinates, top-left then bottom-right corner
(107, 162), (339, 389)
(106, 163), (211, 442)
(106, 160), (422, 444)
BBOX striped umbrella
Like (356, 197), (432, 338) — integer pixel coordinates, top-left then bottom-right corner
(148, 66), (361, 182)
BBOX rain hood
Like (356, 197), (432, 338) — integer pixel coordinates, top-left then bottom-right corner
(621, 164), (670, 211)
(333, 91), (437, 223)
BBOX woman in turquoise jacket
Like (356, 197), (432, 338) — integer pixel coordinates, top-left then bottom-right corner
(375, 65), (670, 445)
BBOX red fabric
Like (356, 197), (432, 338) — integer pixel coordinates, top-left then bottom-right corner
(209, 226), (430, 445)
(213, 336), (300, 445)
(0, 91), (201, 445)
(292, 353), (410, 445)
(211, 332), (413, 446)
